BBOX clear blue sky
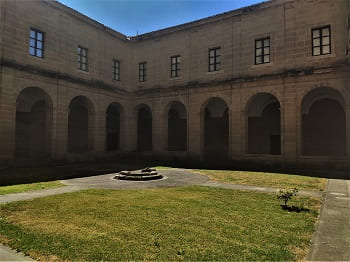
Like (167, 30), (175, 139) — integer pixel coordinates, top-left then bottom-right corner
(57, 0), (265, 36)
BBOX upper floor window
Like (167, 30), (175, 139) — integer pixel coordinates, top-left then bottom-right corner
(312, 25), (331, 56)
(139, 62), (146, 82)
(255, 37), (270, 65)
(29, 29), (44, 58)
(77, 46), (88, 71)
(209, 47), (221, 72)
(171, 55), (180, 78)
(113, 59), (120, 81)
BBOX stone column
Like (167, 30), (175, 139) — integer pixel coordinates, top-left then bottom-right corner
(123, 105), (137, 152)
(231, 87), (243, 161)
(282, 83), (298, 168)
(152, 101), (163, 152)
(0, 70), (15, 165)
(53, 80), (68, 161)
(94, 101), (106, 156)
(187, 96), (201, 160)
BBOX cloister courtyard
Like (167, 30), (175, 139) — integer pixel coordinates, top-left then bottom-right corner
(0, 165), (349, 261)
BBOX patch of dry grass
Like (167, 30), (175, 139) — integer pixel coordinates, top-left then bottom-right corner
(194, 169), (327, 191)
(0, 186), (320, 261)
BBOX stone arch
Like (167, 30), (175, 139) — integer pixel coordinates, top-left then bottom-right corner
(246, 93), (281, 155)
(201, 97), (229, 160)
(106, 102), (123, 151)
(136, 104), (152, 152)
(166, 101), (187, 151)
(68, 96), (95, 153)
(301, 87), (346, 156)
(15, 87), (53, 160)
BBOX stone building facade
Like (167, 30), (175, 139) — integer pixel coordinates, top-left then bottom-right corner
(0, 0), (349, 175)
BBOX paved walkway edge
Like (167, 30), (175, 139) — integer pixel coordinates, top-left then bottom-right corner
(306, 179), (350, 261)
(0, 244), (34, 261)
(0, 185), (83, 204)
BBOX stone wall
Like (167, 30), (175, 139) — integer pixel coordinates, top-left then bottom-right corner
(0, 0), (349, 175)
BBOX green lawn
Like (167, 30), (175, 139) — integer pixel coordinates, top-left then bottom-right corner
(0, 186), (320, 261)
(0, 181), (64, 195)
(193, 169), (327, 191)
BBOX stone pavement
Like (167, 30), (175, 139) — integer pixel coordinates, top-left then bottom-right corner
(306, 179), (350, 261)
(0, 245), (34, 261)
(0, 185), (83, 204)
(0, 169), (349, 261)
(61, 168), (210, 190)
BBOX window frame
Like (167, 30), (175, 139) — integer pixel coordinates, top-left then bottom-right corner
(29, 28), (44, 58)
(255, 37), (270, 65)
(77, 46), (88, 72)
(170, 55), (181, 78)
(139, 61), (146, 82)
(208, 47), (221, 72)
(113, 59), (120, 81)
(311, 25), (331, 56)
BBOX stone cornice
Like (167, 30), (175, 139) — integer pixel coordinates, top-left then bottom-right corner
(1, 58), (349, 97)
(0, 59), (129, 95)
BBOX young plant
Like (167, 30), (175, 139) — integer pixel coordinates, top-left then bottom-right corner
(277, 188), (298, 207)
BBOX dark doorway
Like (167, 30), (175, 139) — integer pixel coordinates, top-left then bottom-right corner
(302, 98), (346, 156)
(15, 87), (52, 161)
(68, 96), (94, 153)
(168, 102), (187, 151)
(247, 93), (281, 155)
(203, 98), (229, 160)
(137, 106), (152, 151)
(106, 104), (120, 151)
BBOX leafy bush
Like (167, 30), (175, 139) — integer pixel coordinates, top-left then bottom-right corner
(277, 188), (298, 207)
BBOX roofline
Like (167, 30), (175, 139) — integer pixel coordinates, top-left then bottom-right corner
(130, 0), (291, 41)
(46, 0), (129, 41)
(42, 0), (293, 42)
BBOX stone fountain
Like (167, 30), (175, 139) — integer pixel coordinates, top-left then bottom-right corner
(114, 167), (163, 181)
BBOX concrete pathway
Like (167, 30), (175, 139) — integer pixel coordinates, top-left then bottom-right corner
(0, 245), (34, 261)
(61, 168), (210, 190)
(306, 179), (350, 261)
(0, 185), (83, 204)
(0, 169), (349, 261)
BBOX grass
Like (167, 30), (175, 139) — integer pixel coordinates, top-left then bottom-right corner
(0, 181), (64, 195)
(0, 186), (320, 261)
(192, 169), (327, 191)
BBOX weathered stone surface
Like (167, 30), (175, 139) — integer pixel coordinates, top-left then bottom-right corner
(0, 0), (349, 175)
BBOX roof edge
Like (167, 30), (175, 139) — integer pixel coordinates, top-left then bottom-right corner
(46, 0), (129, 41)
(130, 0), (290, 41)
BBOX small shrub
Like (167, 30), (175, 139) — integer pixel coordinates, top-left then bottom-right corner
(177, 250), (185, 256)
(154, 239), (160, 248)
(277, 188), (298, 207)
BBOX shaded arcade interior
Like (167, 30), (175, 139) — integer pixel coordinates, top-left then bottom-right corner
(10, 87), (348, 177)
(302, 88), (346, 156)
(247, 93), (281, 155)
(15, 87), (52, 161)
(106, 103), (121, 151)
(203, 98), (229, 160)
(68, 96), (95, 153)
(137, 105), (152, 151)
(168, 102), (187, 151)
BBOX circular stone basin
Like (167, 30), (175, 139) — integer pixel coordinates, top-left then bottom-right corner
(114, 168), (163, 181)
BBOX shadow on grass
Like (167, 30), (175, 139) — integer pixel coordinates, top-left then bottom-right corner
(281, 205), (310, 213)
